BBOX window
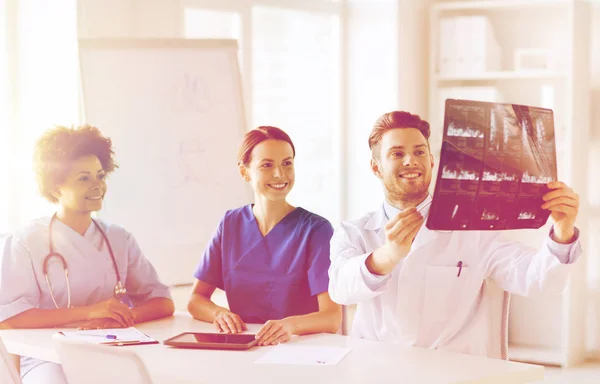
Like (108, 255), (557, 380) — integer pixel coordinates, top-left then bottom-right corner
(0, 0), (8, 232)
(184, 2), (342, 222)
(0, 0), (78, 233)
(1, 1), (343, 232)
(184, 8), (241, 40)
(252, 6), (340, 221)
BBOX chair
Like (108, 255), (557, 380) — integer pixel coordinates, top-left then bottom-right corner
(485, 278), (512, 360)
(0, 337), (21, 384)
(53, 336), (153, 384)
(342, 281), (511, 360)
(500, 291), (511, 361)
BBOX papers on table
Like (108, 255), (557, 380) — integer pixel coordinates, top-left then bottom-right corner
(255, 344), (351, 366)
(58, 327), (158, 346)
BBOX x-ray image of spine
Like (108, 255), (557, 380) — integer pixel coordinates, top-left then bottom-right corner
(482, 171), (516, 182)
(535, 117), (554, 142)
(481, 209), (500, 221)
(515, 107), (556, 182)
(521, 170), (553, 184)
(502, 114), (521, 145)
(442, 165), (480, 180)
(518, 211), (537, 220)
(447, 122), (485, 138)
(446, 105), (486, 139)
(429, 100), (556, 231)
(489, 110), (501, 152)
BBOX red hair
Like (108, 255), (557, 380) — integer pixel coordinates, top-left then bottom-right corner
(237, 126), (296, 166)
(368, 111), (431, 156)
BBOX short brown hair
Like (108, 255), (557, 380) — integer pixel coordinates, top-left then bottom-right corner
(368, 111), (431, 157)
(237, 126), (296, 166)
(33, 124), (118, 203)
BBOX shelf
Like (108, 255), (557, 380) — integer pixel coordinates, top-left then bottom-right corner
(508, 344), (563, 366)
(435, 71), (566, 82)
(432, 0), (570, 12)
(430, 0), (592, 368)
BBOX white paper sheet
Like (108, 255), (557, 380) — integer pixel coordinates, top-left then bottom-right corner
(58, 327), (156, 345)
(254, 344), (351, 366)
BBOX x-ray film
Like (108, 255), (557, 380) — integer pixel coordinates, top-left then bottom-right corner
(427, 99), (557, 231)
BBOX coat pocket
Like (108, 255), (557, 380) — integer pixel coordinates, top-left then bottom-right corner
(423, 265), (471, 323)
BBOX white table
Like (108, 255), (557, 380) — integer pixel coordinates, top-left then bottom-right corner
(0, 313), (544, 384)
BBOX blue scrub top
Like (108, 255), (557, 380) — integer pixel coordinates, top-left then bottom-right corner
(193, 205), (334, 323)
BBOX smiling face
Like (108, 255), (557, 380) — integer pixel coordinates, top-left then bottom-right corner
(52, 155), (107, 214)
(240, 139), (295, 202)
(371, 128), (434, 206)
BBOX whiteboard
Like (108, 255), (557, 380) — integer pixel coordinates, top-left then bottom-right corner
(78, 39), (251, 285)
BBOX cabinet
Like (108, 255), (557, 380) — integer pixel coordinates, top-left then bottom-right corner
(428, 0), (591, 367)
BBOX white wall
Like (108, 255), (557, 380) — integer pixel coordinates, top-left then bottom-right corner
(78, 0), (180, 38)
(342, 0), (432, 220)
(587, 1), (600, 355)
(343, 0), (399, 220)
(590, 4), (600, 204)
(397, 0), (431, 119)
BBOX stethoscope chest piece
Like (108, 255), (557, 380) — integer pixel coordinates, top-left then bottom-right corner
(114, 280), (127, 297)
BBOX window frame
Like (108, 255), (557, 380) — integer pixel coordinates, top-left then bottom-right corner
(2, 0), (20, 233)
(181, 0), (345, 223)
(0, 0), (346, 235)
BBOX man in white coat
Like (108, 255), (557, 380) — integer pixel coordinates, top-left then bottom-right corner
(328, 110), (582, 358)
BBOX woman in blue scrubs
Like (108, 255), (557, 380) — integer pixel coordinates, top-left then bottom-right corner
(188, 126), (342, 345)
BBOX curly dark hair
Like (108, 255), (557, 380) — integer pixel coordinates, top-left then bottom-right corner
(33, 124), (118, 203)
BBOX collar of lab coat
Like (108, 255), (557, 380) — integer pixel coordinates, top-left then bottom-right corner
(364, 205), (387, 231)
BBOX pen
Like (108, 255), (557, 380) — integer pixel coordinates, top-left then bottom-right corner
(457, 261), (463, 277)
(76, 333), (117, 339)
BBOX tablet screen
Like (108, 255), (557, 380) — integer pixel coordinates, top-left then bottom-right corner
(169, 332), (256, 345)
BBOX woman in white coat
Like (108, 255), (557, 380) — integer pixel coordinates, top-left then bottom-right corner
(328, 111), (582, 358)
(0, 125), (174, 383)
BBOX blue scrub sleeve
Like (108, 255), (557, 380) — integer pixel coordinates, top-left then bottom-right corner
(193, 217), (225, 290)
(124, 233), (172, 306)
(306, 221), (334, 296)
(0, 236), (41, 322)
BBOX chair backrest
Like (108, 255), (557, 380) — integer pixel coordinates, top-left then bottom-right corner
(342, 287), (511, 359)
(484, 278), (511, 360)
(53, 336), (153, 384)
(500, 290), (511, 361)
(0, 337), (21, 384)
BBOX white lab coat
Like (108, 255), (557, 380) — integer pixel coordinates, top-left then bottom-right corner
(0, 216), (172, 380)
(328, 196), (582, 358)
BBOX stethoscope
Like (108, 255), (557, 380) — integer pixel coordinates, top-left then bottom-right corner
(43, 213), (127, 309)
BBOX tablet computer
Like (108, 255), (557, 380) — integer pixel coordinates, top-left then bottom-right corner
(163, 332), (259, 350)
